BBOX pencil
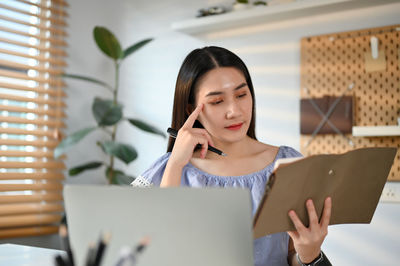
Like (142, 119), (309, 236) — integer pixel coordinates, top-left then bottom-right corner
(85, 242), (96, 266)
(55, 255), (68, 266)
(115, 236), (151, 266)
(114, 246), (133, 266)
(167, 128), (227, 156)
(134, 236), (150, 253)
(59, 224), (74, 266)
(93, 232), (111, 266)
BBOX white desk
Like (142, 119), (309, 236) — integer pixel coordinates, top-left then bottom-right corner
(0, 243), (65, 266)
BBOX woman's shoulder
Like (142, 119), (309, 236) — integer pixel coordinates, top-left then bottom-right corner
(252, 140), (302, 161)
(131, 153), (171, 187)
(250, 139), (278, 157)
(239, 141), (279, 174)
(277, 145), (303, 158)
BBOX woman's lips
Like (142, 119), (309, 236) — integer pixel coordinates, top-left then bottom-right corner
(225, 123), (243, 131)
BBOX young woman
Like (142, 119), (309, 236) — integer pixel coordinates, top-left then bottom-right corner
(132, 46), (332, 266)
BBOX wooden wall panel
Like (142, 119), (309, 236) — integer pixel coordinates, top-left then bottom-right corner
(300, 24), (400, 181)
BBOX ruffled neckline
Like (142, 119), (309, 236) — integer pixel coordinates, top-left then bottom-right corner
(184, 146), (282, 182)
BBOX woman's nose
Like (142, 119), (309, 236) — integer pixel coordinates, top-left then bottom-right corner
(225, 101), (241, 119)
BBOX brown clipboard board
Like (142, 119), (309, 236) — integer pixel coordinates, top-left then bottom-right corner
(253, 147), (397, 239)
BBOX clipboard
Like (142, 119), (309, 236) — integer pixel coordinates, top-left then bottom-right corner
(253, 147), (397, 239)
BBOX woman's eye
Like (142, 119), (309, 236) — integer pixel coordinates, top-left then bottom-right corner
(210, 100), (223, 105)
(237, 93), (247, 98)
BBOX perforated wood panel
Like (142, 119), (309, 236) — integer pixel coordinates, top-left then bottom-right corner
(300, 24), (400, 181)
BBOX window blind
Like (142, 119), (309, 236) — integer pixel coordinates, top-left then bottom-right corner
(0, 0), (68, 239)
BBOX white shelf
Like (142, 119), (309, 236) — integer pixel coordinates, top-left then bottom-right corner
(380, 182), (400, 203)
(171, 0), (399, 34)
(352, 125), (400, 137)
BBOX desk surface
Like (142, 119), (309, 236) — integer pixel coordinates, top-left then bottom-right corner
(0, 243), (65, 266)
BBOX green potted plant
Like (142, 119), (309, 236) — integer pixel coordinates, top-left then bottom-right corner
(54, 26), (165, 185)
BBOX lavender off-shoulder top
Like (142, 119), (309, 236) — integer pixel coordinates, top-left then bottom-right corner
(131, 145), (302, 266)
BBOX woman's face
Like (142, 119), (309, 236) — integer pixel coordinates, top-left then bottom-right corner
(194, 67), (253, 145)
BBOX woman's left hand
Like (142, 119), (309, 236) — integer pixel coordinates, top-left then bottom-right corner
(287, 197), (332, 264)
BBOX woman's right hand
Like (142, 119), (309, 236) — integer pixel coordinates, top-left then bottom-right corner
(168, 103), (214, 168)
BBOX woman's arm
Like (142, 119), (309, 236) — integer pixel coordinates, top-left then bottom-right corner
(287, 197), (332, 266)
(160, 103), (213, 187)
(160, 161), (184, 187)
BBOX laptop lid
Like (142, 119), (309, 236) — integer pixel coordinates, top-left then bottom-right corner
(64, 185), (254, 266)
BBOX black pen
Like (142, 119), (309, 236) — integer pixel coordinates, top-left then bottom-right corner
(85, 242), (96, 266)
(167, 128), (227, 156)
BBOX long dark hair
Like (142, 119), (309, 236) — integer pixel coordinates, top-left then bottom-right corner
(167, 46), (257, 152)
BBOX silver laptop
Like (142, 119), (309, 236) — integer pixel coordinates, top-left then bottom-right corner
(64, 185), (254, 266)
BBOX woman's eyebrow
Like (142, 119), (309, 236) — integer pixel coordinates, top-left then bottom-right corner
(205, 82), (247, 97)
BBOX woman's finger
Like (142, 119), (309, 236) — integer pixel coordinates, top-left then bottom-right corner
(191, 133), (210, 158)
(202, 133), (214, 149)
(320, 197), (332, 229)
(191, 128), (215, 147)
(288, 210), (306, 234)
(200, 139), (208, 159)
(182, 103), (203, 129)
(287, 230), (299, 241)
(306, 199), (319, 228)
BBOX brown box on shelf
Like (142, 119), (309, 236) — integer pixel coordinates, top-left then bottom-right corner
(300, 95), (353, 135)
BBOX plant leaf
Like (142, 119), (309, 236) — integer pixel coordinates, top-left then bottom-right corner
(93, 26), (123, 60)
(92, 97), (123, 126)
(99, 141), (137, 164)
(62, 73), (112, 90)
(54, 127), (97, 158)
(106, 167), (135, 185)
(127, 118), (166, 138)
(69, 161), (103, 176)
(115, 173), (135, 185)
(122, 38), (153, 59)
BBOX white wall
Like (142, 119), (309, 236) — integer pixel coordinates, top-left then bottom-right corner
(64, 0), (208, 185)
(62, 0), (400, 265)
